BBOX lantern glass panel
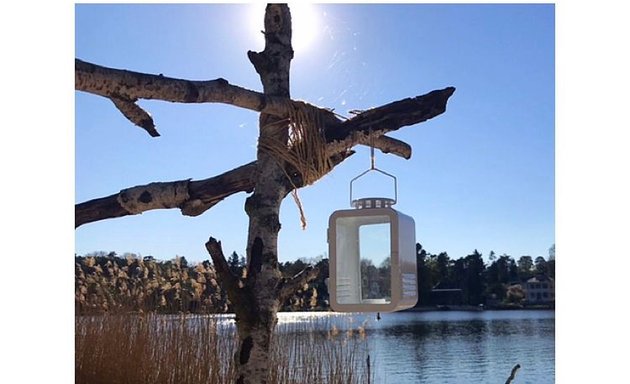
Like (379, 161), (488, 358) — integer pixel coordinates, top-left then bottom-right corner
(334, 215), (392, 305)
(359, 223), (391, 303)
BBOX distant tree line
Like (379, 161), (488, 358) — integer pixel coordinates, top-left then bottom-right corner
(75, 251), (329, 314)
(415, 244), (555, 308)
(76, 252), (227, 314)
(75, 244), (554, 314)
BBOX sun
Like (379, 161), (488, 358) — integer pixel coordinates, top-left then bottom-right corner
(288, 3), (320, 53)
(247, 3), (321, 54)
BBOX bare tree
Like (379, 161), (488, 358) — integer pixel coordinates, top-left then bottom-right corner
(75, 4), (454, 383)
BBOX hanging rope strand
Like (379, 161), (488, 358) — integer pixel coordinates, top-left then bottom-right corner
(370, 131), (376, 170)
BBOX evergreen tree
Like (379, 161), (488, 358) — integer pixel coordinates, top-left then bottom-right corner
(436, 252), (451, 286)
(485, 254), (515, 301)
(517, 255), (534, 281)
(228, 251), (242, 276)
(463, 250), (485, 305)
(535, 256), (548, 275)
(415, 243), (433, 306)
(508, 256), (519, 282)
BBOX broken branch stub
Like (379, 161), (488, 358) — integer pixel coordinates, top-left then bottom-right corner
(110, 95), (159, 137)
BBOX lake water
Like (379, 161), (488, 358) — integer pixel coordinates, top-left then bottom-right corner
(271, 309), (555, 384)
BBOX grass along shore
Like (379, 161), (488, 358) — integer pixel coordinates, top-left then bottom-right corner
(76, 313), (372, 384)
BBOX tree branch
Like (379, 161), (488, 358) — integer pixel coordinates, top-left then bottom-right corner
(75, 59), (452, 159)
(204, 237), (259, 341)
(76, 58), (292, 133)
(110, 95), (159, 137)
(286, 87), (454, 184)
(371, 135), (412, 159)
(75, 83), (454, 227)
(75, 152), (353, 228)
(75, 162), (256, 228)
(204, 237), (242, 304)
(327, 87), (455, 146)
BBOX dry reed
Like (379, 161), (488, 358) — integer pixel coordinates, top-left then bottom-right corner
(76, 313), (372, 384)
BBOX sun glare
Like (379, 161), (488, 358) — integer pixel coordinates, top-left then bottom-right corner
(248, 3), (321, 54)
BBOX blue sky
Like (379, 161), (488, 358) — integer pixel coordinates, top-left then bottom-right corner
(75, 3), (555, 264)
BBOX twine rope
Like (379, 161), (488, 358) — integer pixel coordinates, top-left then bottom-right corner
(258, 100), (335, 229)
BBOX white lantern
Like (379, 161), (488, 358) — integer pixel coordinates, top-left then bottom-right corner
(328, 193), (418, 312)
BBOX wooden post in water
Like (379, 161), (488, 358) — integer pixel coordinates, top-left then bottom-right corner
(505, 363), (521, 384)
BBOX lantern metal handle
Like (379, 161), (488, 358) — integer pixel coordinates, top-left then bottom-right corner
(349, 143), (398, 207)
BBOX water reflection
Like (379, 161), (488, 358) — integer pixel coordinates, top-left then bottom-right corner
(290, 310), (556, 384)
(194, 310), (554, 383)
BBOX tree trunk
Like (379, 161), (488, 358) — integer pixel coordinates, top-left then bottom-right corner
(233, 4), (294, 384)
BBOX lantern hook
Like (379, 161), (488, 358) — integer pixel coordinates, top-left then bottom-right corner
(349, 132), (398, 207)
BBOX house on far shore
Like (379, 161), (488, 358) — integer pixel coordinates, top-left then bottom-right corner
(523, 275), (555, 304)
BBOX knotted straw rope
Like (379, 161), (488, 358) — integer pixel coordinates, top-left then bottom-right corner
(259, 100), (335, 229)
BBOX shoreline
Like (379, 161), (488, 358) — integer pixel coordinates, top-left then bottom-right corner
(405, 303), (555, 312)
(75, 304), (555, 317)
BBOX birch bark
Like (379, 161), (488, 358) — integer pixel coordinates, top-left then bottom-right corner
(232, 4), (294, 383)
